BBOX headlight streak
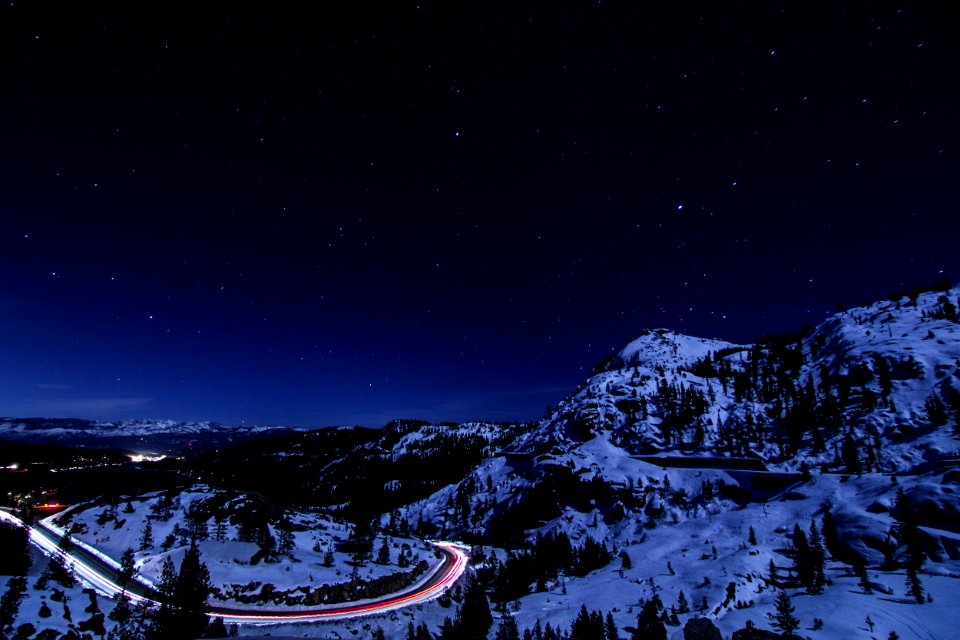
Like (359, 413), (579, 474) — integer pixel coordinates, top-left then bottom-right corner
(0, 510), (470, 625)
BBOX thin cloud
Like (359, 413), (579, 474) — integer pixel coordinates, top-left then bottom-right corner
(36, 383), (75, 391)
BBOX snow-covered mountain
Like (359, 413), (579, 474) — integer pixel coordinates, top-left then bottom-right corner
(0, 417), (295, 451)
(2, 285), (959, 640)
(373, 285), (960, 639)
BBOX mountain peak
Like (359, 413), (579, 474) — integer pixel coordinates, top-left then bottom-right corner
(612, 328), (742, 371)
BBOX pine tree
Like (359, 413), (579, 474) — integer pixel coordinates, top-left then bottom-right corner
(894, 488), (926, 604)
(0, 576), (27, 634)
(147, 558), (178, 639)
(677, 590), (689, 614)
(841, 434), (862, 474)
(807, 520), (827, 594)
(457, 578), (492, 640)
(495, 614), (521, 640)
(0, 521), (30, 576)
(147, 542), (212, 639)
(570, 605), (600, 640)
(278, 529), (296, 556)
(139, 521), (154, 551)
(415, 622), (432, 640)
(791, 524), (812, 589)
(767, 590), (799, 634)
(748, 526), (757, 546)
(208, 617), (228, 638)
(854, 560), (873, 594)
(821, 510), (840, 557)
(108, 592), (132, 623)
(214, 516), (227, 542)
(605, 612), (619, 640)
(118, 548), (137, 591)
(633, 596), (666, 640)
(905, 566), (924, 604)
(436, 617), (457, 640)
(376, 539), (391, 565)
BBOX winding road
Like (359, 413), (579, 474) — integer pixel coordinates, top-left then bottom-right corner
(0, 509), (470, 624)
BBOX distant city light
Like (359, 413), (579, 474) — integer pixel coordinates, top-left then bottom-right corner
(129, 453), (166, 463)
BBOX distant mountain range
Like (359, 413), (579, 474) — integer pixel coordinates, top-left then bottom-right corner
(0, 417), (295, 451)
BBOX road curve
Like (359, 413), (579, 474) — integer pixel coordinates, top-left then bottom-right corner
(0, 510), (470, 624)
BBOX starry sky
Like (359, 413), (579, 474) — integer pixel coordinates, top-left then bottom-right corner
(1, 3), (958, 427)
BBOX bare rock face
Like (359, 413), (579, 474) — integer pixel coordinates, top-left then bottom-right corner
(684, 617), (722, 640)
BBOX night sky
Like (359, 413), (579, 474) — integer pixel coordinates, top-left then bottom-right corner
(1, 3), (957, 427)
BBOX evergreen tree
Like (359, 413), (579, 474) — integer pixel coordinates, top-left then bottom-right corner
(854, 560), (873, 594)
(147, 558), (178, 639)
(109, 593), (132, 623)
(841, 434), (862, 474)
(791, 524), (812, 589)
(893, 488), (926, 604)
(0, 576), (27, 634)
(376, 539), (391, 565)
(414, 622), (432, 640)
(208, 617), (228, 638)
(118, 548), (137, 591)
(213, 516), (227, 542)
(0, 522), (31, 576)
(748, 526), (757, 546)
(677, 590), (689, 614)
(278, 529), (296, 557)
(925, 393), (948, 427)
(633, 596), (666, 640)
(147, 542), (212, 639)
(570, 605), (603, 640)
(605, 612), (619, 640)
(139, 520), (154, 551)
(767, 590), (799, 634)
(437, 617), (456, 640)
(807, 520), (827, 594)
(821, 510), (840, 558)
(496, 614), (521, 640)
(457, 578), (492, 640)
(905, 566), (924, 604)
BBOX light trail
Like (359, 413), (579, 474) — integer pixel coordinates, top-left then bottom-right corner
(0, 510), (470, 624)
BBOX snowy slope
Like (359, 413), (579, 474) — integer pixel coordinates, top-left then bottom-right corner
(43, 486), (442, 608)
(382, 286), (960, 639)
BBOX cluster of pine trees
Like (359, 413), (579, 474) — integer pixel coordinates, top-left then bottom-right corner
(787, 521), (827, 594)
(485, 531), (612, 603)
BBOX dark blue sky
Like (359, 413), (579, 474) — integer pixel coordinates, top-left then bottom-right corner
(1, 3), (958, 426)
